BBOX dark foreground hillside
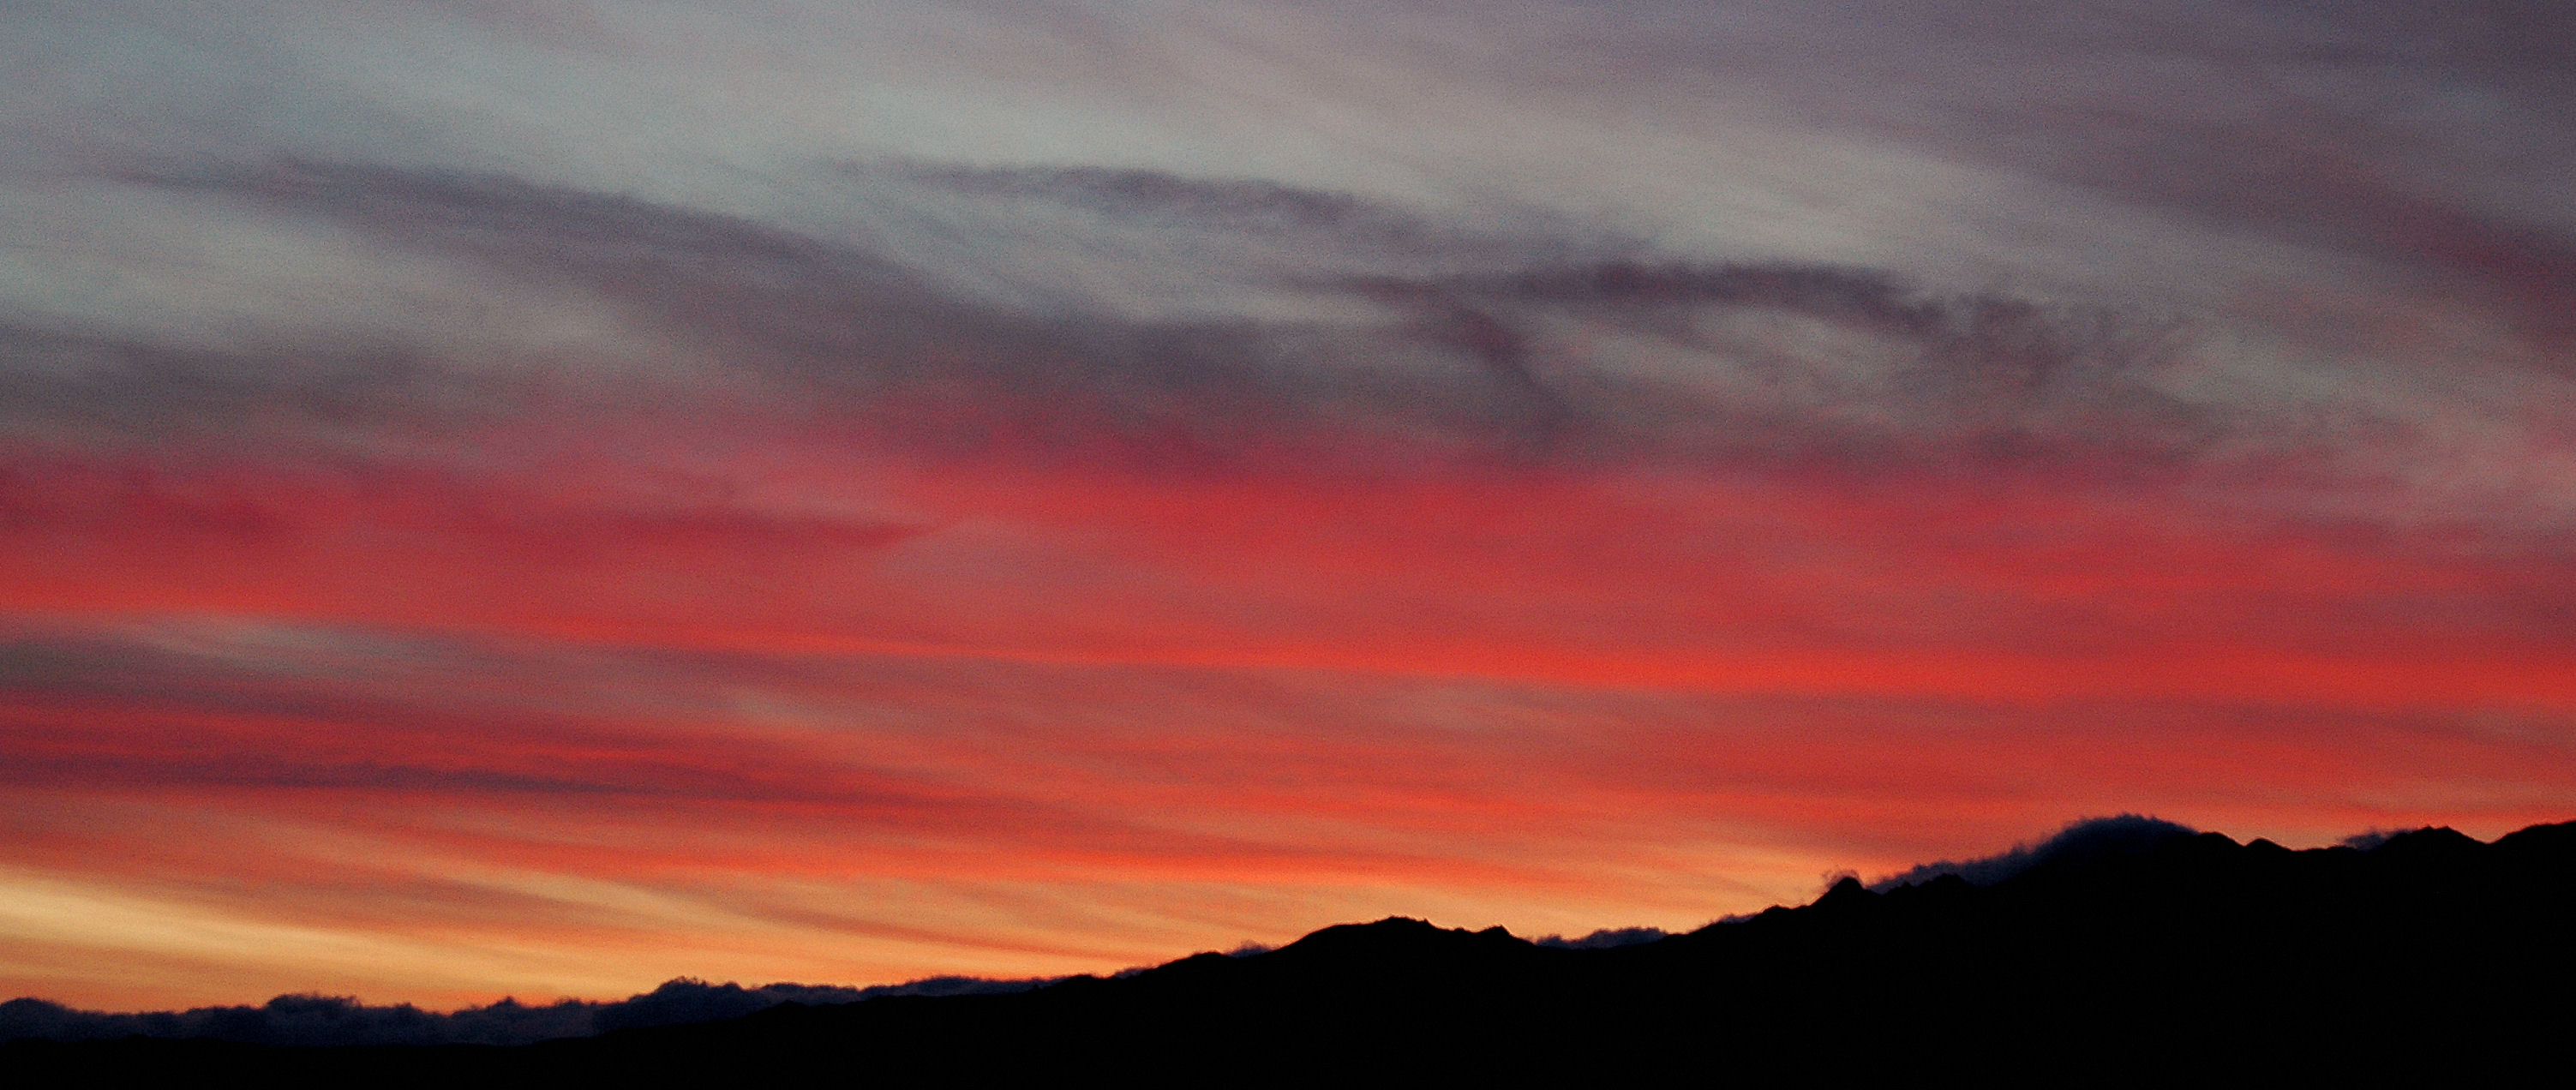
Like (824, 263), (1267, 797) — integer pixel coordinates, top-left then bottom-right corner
(15, 821), (2573, 1084)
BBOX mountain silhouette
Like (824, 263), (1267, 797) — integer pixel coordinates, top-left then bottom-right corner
(12, 818), (2572, 1083)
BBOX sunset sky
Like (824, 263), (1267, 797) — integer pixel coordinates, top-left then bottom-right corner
(4, 0), (2573, 1011)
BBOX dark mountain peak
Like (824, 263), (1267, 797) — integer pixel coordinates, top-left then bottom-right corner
(1812, 875), (1878, 912)
(2021, 818), (2216, 877)
(2369, 825), (2482, 860)
(1270, 917), (1527, 962)
(1291, 916), (1441, 944)
(1872, 813), (2200, 890)
(2494, 819), (2576, 858)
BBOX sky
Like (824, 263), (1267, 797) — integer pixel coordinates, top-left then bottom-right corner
(3, 0), (2573, 1011)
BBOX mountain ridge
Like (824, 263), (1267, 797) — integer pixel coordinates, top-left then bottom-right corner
(12, 817), (2573, 1082)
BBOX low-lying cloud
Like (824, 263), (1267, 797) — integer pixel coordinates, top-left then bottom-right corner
(1531, 926), (1672, 949)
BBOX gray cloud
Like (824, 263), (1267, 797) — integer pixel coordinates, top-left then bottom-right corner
(0, 319), (509, 443)
(9, 147), (2544, 554)
(78, 159), (2233, 472)
(1344, 259), (2214, 463)
(892, 160), (1433, 238)
(12, 0), (2565, 500)
(2, 3), (2567, 557)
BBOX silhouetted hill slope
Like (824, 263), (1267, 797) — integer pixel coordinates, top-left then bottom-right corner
(0, 973), (1053, 1048)
(15, 819), (2574, 1084)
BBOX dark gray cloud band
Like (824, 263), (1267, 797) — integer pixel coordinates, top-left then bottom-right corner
(23, 159), (2261, 478)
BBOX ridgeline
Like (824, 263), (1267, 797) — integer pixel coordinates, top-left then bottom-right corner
(14, 819), (2573, 1083)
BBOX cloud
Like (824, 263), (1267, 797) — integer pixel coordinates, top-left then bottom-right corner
(1339, 258), (2211, 465)
(0, 320), (500, 443)
(72, 157), (2321, 482)
(13, 145), (2548, 536)
(890, 159), (1430, 238)
(1531, 926), (1669, 949)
